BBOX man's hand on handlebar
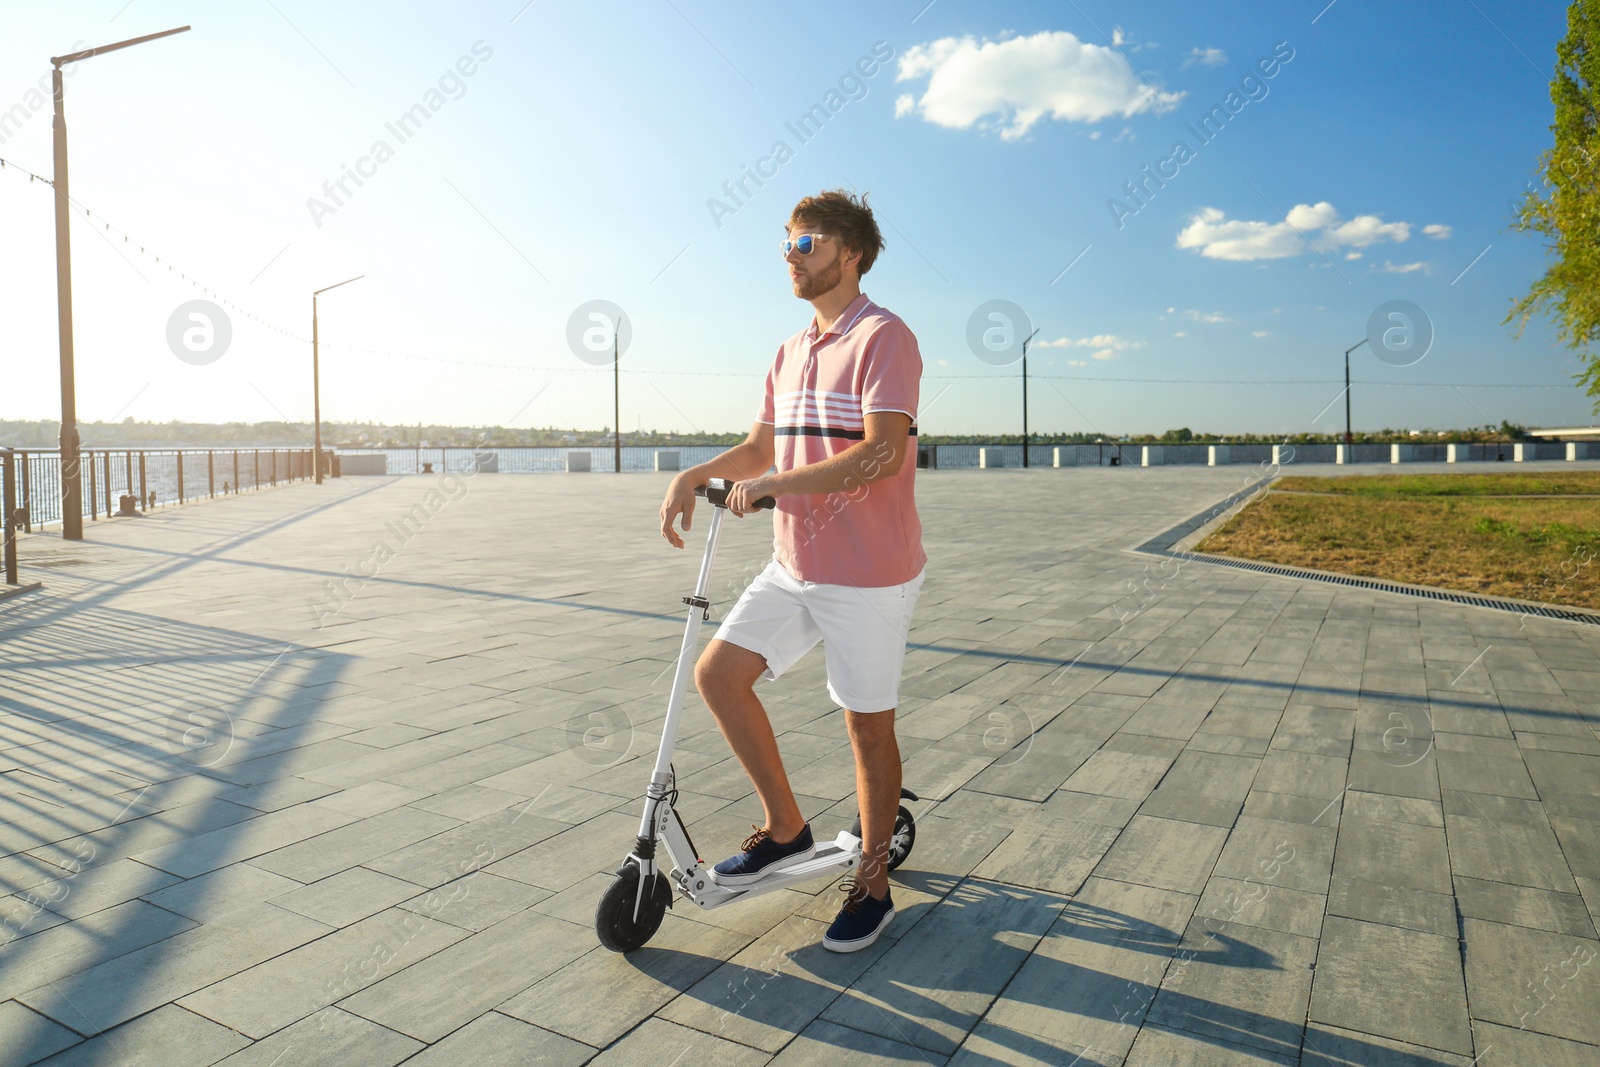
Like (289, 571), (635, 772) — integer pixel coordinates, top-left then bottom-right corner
(661, 476), (779, 547)
(726, 476), (779, 517)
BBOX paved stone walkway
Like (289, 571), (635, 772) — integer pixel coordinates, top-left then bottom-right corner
(2, 465), (1599, 1065)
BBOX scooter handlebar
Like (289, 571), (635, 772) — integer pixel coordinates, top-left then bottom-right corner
(696, 478), (775, 511)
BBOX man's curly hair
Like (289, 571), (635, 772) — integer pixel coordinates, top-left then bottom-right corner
(788, 189), (886, 275)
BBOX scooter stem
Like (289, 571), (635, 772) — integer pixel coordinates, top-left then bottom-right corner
(642, 506), (726, 809)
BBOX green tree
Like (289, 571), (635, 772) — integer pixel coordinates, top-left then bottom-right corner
(1508, 0), (1600, 410)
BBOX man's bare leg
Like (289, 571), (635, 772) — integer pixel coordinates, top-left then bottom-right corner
(845, 707), (900, 900)
(694, 639), (806, 842)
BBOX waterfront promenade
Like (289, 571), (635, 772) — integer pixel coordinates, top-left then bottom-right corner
(2, 466), (1598, 1065)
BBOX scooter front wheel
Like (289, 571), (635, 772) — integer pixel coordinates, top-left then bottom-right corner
(595, 863), (670, 952)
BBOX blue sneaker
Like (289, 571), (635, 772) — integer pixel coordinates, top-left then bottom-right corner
(823, 879), (895, 953)
(709, 824), (815, 886)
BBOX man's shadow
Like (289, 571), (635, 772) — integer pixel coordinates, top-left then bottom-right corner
(623, 876), (1463, 1066)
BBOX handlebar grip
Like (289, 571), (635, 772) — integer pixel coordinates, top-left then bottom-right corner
(696, 478), (775, 510)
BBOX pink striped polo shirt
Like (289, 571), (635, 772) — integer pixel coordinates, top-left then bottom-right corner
(757, 293), (925, 587)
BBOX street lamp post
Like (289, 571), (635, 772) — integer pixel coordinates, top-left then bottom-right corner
(1343, 339), (1367, 446)
(50, 25), (190, 540)
(313, 276), (365, 484)
(1020, 327), (1040, 468)
(613, 317), (622, 475)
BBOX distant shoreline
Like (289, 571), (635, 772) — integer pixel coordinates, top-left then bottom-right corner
(0, 418), (1554, 450)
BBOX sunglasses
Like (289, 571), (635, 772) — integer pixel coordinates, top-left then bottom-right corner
(780, 233), (833, 257)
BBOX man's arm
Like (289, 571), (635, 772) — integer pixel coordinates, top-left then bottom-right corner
(659, 422), (776, 548)
(725, 411), (910, 515)
(688, 421), (777, 486)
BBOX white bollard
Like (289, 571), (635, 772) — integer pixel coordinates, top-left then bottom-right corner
(1336, 444), (1350, 465)
(1391, 444), (1415, 464)
(1208, 445), (1231, 466)
(979, 447), (1005, 469)
(1053, 447), (1078, 467)
(1142, 446), (1164, 467)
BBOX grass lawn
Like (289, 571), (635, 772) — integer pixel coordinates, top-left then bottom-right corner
(1198, 471), (1600, 610)
(1273, 471), (1600, 497)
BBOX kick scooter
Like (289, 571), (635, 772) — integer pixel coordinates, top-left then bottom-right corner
(595, 478), (919, 952)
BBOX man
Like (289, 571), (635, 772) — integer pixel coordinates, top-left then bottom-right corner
(658, 189), (924, 953)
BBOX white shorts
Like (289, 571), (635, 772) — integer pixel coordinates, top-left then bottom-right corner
(715, 560), (925, 713)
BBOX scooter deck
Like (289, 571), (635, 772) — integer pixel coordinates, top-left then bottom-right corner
(677, 831), (863, 911)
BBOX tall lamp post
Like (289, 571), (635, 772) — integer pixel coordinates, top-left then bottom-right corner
(1343, 339), (1367, 446)
(51, 25), (190, 540)
(613, 316), (622, 475)
(313, 276), (365, 484)
(1020, 327), (1040, 468)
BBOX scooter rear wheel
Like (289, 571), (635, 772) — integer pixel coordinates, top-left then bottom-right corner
(595, 864), (670, 952)
(851, 804), (918, 871)
(888, 805), (917, 870)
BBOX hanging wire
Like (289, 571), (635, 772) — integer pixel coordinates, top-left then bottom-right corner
(0, 155), (1582, 391)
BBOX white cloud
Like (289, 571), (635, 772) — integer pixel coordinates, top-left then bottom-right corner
(1067, 359), (1087, 367)
(1285, 202), (1339, 229)
(1111, 26), (1156, 53)
(1324, 214), (1410, 247)
(1252, 330), (1270, 338)
(1040, 333), (1144, 351)
(895, 31), (1184, 140)
(1078, 333), (1139, 349)
(1423, 224), (1452, 240)
(1092, 349), (1119, 360)
(1376, 260), (1428, 274)
(1173, 330), (1188, 337)
(1176, 202), (1416, 261)
(1184, 47), (1228, 67)
(1184, 309), (1234, 324)
(1345, 252), (1362, 260)
(1175, 207), (1304, 261)
(894, 94), (916, 118)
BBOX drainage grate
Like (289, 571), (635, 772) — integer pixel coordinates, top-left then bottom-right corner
(1133, 482), (1600, 627)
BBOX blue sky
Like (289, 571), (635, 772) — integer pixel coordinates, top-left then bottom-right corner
(0, 0), (1588, 438)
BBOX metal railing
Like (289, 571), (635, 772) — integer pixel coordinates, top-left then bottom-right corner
(354, 445), (735, 475)
(342, 443), (1149, 473)
(2, 449), (20, 588)
(2, 447), (319, 589)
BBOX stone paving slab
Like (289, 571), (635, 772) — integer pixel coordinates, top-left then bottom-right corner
(2, 465), (1599, 1063)
(1309, 915), (1473, 1056)
(34, 1004), (251, 1067)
